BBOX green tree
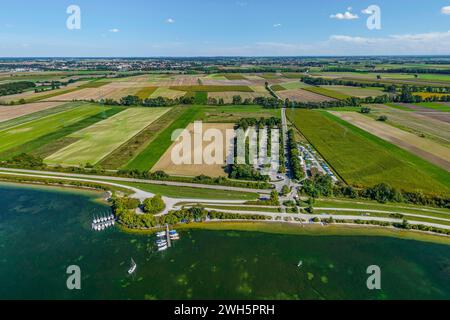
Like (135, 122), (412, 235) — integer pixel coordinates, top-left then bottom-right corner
(143, 195), (166, 214)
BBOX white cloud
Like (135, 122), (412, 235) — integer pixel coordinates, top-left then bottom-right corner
(109, 28), (119, 33)
(166, 18), (175, 24)
(361, 7), (374, 14)
(441, 6), (450, 15)
(330, 11), (359, 20)
(273, 23), (282, 28)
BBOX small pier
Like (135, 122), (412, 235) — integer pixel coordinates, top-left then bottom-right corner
(155, 224), (180, 252)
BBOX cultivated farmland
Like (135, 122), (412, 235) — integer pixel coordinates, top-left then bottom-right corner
(330, 111), (450, 171)
(125, 106), (203, 171)
(302, 86), (350, 100)
(365, 104), (450, 147)
(319, 85), (386, 98)
(278, 89), (333, 102)
(45, 107), (170, 166)
(152, 123), (235, 177)
(0, 104), (109, 155)
(0, 101), (64, 122)
(287, 109), (450, 195)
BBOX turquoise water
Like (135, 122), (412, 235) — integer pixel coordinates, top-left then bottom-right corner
(0, 183), (449, 300)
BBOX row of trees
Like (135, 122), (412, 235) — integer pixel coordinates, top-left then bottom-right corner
(300, 175), (449, 208)
(0, 81), (35, 96)
(236, 117), (282, 131)
(100, 95), (196, 107)
(113, 202), (269, 230)
(286, 129), (304, 180)
(302, 76), (450, 95)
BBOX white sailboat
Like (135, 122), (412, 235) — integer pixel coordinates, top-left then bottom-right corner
(128, 258), (137, 275)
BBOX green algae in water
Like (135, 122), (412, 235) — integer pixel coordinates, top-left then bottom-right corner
(0, 183), (450, 300)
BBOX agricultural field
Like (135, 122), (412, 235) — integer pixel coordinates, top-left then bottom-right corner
(319, 85), (386, 98)
(125, 106), (203, 171)
(149, 87), (186, 99)
(45, 107), (170, 166)
(135, 87), (158, 99)
(0, 101), (64, 122)
(170, 85), (254, 92)
(0, 104), (111, 156)
(388, 103), (450, 123)
(152, 122), (234, 177)
(208, 91), (269, 103)
(198, 104), (280, 123)
(99, 106), (189, 169)
(278, 88), (334, 102)
(0, 81), (89, 104)
(302, 86), (350, 100)
(330, 111), (450, 171)
(287, 108), (450, 195)
(364, 104), (450, 147)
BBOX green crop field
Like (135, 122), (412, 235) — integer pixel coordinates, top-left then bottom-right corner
(0, 104), (108, 155)
(0, 106), (123, 160)
(198, 104), (281, 123)
(287, 109), (450, 195)
(194, 91), (208, 104)
(78, 80), (111, 89)
(125, 106), (203, 171)
(170, 85), (254, 92)
(223, 74), (246, 80)
(320, 85), (386, 98)
(302, 86), (351, 100)
(271, 84), (286, 91)
(45, 107), (170, 166)
(281, 81), (308, 90)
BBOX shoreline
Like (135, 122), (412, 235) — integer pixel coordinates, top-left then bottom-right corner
(1, 179), (450, 245)
(118, 220), (450, 246)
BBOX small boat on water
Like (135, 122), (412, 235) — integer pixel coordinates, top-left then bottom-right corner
(156, 231), (166, 237)
(128, 258), (137, 275)
(158, 245), (168, 251)
(298, 260), (303, 268)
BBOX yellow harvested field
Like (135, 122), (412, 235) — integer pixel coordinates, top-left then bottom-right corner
(208, 91), (270, 103)
(150, 87), (186, 99)
(0, 101), (64, 122)
(278, 89), (334, 102)
(330, 111), (450, 171)
(152, 123), (234, 177)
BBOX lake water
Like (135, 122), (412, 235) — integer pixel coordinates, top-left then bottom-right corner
(0, 183), (449, 300)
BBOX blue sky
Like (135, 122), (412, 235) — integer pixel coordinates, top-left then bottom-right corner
(1, 0), (450, 56)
